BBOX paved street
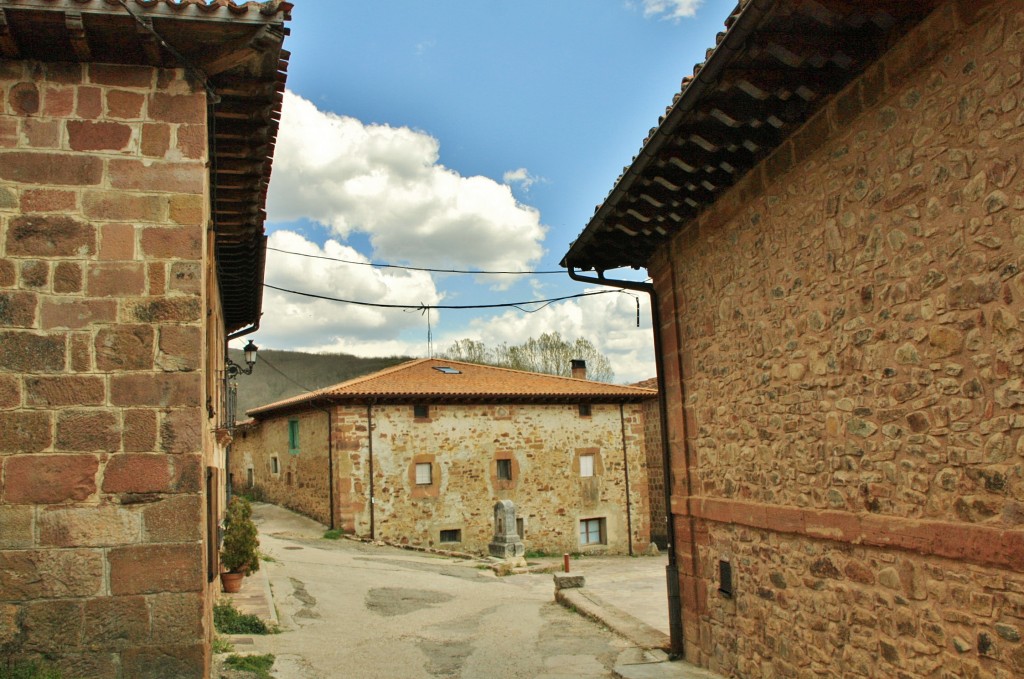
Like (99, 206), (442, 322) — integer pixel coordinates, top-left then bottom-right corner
(219, 504), (718, 679)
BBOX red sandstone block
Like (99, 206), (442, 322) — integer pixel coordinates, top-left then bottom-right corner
(147, 262), (166, 295)
(9, 82), (39, 115)
(0, 411), (52, 452)
(0, 332), (66, 372)
(6, 214), (96, 257)
(766, 505), (805, 535)
(139, 225), (202, 259)
(0, 291), (37, 328)
(0, 549), (103, 600)
(81, 596), (149, 648)
(85, 262), (146, 297)
(148, 592), (204, 644)
(20, 260), (48, 289)
(127, 297), (201, 324)
(25, 375), (104, 407)
(40, 298), (116, 329)
(98, 222), (135, 260)
(0, 260), (14, 287)
(171, 454), (202, 493)
(168, 194), (204, 226)
(176, 124), (206, 159)
(3, 455), (98, 503)
(89, 63), (153, 89)
(43, 62), (82, 85)
(37, 504), (140, 548)
(157, 325), (200, 371)
(85, 191), (164, 223)
(109, 159), (204, 194)
(42, 85), (74, 117)
(123, 409), (158, 452)
(160, 408), (201, 454)
(102, 453), (172, 494)
(20, 189), (76, 213)
(805, 509), (861, 544)
(106, 89), (145, 119)
(22, 119), (60, 148)
(108, 543), (204, 595)
(0, 375), (19, 409)
(95, 324), (155, 371)
(67, 120), (133, 153)
(140, 123), (171, 158)
(109, 372), (201, 408)
(0, 119), (17, 148)
(0, 152), (102, 186)
(121, 644), (206, 679)
(56, 410), (120, 452)
(70, 332), (92, 372)
(148, 93), (205, 124)
(76, 86), (102, 119)
(169, 262), (201, 295)
(17, 599), (83, 653)
(143, 494), (202, 543)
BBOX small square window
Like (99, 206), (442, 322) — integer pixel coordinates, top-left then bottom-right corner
(414, 404), (430, 419)
(719, 560), (733, 598)
(496, 459), (513, 481)
(246, 468), (254, 487)
(271, 456), (279, 474)
(440, 529), (461, 543)
(580, 517), (606, 545)
(580, 453), (595, 478)
(415, 462), (433, 485)
(579, 403), (592, 417)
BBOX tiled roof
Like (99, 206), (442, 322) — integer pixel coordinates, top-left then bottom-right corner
(0, 0), (291, 333)
(631, 377), (659, 391)
(247, 359), (658, 417)
(561, 0), (943, 272)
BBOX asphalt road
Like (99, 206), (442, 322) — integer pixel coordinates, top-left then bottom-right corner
(225, 503), (663, 679)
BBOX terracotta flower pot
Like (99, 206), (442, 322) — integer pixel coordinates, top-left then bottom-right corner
(220, 571), (245, 593)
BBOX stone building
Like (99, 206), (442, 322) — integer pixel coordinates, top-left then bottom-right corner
(633, 377), (669, 548)
(0, 2), (289, 677)
(563, 0), (1024, 676)
(231, 358), (655, 556)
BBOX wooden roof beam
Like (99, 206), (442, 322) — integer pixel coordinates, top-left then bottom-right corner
(64, 10), (91, 61)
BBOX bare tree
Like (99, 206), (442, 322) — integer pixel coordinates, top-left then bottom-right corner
(440, 332), (614, 382)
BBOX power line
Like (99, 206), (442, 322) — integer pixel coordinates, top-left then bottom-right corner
(263, 283), (625, 312)
(266, 246), (566, 276)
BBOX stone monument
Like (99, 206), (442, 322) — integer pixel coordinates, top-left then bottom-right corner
(488, 499), (525, 560)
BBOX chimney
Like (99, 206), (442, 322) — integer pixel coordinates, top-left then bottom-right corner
(571, 359), (587, 380)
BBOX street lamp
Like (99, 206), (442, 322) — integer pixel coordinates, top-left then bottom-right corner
(226, 339), (259, 378)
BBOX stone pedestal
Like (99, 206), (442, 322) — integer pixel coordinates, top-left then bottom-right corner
(488, 499), (525, 559)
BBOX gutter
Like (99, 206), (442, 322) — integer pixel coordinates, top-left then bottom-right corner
(367, 401), (376, 540)
(619, 403), (634, 557)
(568, 266), (684, 657)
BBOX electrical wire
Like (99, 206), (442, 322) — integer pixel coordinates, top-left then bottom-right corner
(266, 246), (566, 276)
(262, 283), (626, 312)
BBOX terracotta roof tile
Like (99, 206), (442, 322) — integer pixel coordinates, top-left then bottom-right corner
(248, 359), (657, 417)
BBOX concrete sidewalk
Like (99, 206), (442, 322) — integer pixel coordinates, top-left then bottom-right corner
(222, 503), (720, 679)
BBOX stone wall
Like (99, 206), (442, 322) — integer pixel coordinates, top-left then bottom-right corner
(640, 395), (668, 547)
(233, 401), (652, 555)
(0, 61), (213, 678)
(650, 1), (1024, 675)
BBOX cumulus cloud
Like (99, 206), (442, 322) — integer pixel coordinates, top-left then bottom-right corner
(267, 92), (547, 276)
(641, 0), (703, 21)
(253, 230), (442, 352)
(503, 167), (543, 192)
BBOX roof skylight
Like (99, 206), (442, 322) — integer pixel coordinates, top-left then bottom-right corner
(433, 366), (462, 374)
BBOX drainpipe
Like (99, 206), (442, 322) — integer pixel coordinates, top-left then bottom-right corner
(567, 266), (684, 658)
(367, 401), (376, 540)
(619, 402), (634, 557)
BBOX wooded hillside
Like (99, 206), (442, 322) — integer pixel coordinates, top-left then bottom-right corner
(228, 348), (410, 416)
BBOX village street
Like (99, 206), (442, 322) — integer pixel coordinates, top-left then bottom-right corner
(219, 503), (717, 679)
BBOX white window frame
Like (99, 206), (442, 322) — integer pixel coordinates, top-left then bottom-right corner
(415, 462), (433, 485)
(580, 453), (595, 478)
(580, 517), (606, 546)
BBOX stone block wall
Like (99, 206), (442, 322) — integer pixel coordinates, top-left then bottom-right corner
(650, 1), (1024, 675)
(0, 61), (212, 678)
(640, 395), (668, 547)
(233, 401), (652, 555)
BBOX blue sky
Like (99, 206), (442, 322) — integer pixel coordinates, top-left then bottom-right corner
(247, 0), (735, 383)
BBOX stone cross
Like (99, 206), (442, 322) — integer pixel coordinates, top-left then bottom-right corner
(488, 499), (525, 559)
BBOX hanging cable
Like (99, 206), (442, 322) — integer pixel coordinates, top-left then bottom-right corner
(266, 246), (565, 275)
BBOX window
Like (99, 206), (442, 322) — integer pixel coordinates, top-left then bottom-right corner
(439, 529), (462, 543)
(415, 462), (433, 485)
(288, 419), (300, 454)
(719, 560), (733, 598)
(580, 518), (606, 546)
(579, 403), (592, 417)
(246, 468), (254, 487)
(414, 404), (430, 419)
(496, 459), (513, 481)
(580, 453), (595, 478)
(271, 456), (279, 474)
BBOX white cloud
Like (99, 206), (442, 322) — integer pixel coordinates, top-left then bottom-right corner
(503, 167), (543, 192)
(267, 92), (547, 277)
(641, 0), (703, 21)
(252, 230), (442, 353)
(437, 289), (656, 384)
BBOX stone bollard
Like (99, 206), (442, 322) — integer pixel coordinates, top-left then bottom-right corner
(553, 573), (585, 590)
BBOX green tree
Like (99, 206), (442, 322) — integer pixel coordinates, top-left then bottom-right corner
(440, 332), (614, 382)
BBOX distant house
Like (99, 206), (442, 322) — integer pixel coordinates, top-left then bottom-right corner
(0, 1), (290, 677)
(231, 358), (656, 555)
(562, 0), (1024, 676)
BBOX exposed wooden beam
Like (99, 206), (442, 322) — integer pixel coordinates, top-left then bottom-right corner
(0, 9), (19, 58)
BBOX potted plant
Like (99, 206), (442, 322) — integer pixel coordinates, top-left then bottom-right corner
(220, 496), (260, 593)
